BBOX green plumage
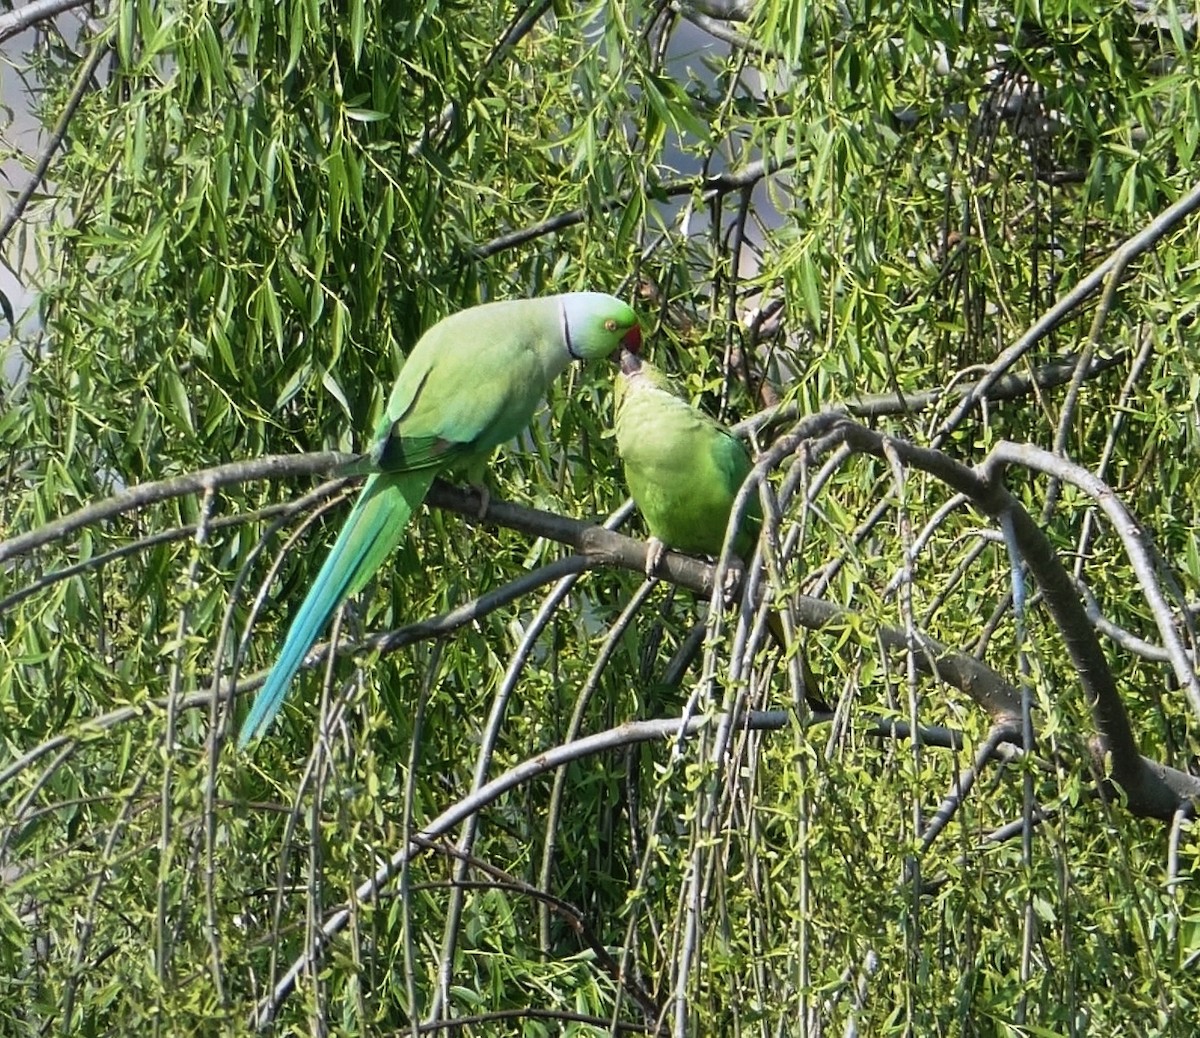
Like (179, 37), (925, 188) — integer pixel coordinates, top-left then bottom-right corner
(614, 355), (760, 559)
(239, 293), (640, 746)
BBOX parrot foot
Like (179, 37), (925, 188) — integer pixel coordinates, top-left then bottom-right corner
(644, 536), (666, 579)
(720, 559), (745, 604)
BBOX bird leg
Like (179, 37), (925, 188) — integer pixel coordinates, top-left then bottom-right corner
(644, 536), (666, 579)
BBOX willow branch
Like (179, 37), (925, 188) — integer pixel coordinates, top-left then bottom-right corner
(0, 452), (349, 566)
(736, 350), (1126, 440)
(251, 710), (790, 1028)
(933, 178), (1200, 445)
(826, 418), (1184, 818)
(470, 156), (796, 259)
(988, 442), (1200, 719)
(0, 36), (107, 248)
(0, 350), (1106, 570)
(0, 0), (90, 41)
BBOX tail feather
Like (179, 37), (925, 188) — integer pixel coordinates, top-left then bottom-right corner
(238, 470), (436, 747)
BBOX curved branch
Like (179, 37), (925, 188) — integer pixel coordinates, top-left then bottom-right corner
(0, 0), (90, 42)
(933, 178), (1200, 446)
(0, 452), (349, 567)
(673, 2), (772, 55)
(990, 441), (1200, 719)
(736, 350), (1127, 439)
(825, 418), (1184, 818)
(250, 709), (791, 1029)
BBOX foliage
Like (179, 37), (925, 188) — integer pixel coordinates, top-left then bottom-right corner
(1, 0), (1199, 1034)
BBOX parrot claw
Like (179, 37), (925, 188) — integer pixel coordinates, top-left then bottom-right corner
(720, 559), (745, 604)
(644, 537), (666, 579)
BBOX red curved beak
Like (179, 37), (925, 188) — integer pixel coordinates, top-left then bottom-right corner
(621, 323), (643, 353)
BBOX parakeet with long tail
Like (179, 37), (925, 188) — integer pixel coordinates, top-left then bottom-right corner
(239, 293), (641, 746)
(613, 346), (826, 711)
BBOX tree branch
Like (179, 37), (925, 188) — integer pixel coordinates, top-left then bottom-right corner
(0, 36), (108, 250)
(989, 441), (1200, 719)
(470, 157), (796, 259)
(932, 178), (1200, 445)
(250, 709), (791, 1029)
(736, 350), (1127, 439)
(0, 0), (90, 44)
(823, 418), (1184, 818)
(0, 452), (349, 567)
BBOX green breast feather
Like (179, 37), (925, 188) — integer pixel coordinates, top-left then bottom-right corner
(614, 356), (760, 559)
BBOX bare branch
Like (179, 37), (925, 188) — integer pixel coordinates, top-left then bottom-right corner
(251, 709), (792, 1029)
(470, 157), (796, 259)
(0, 452), (349, 567)
(735, 351), (1127, 440)
(673, 2), (772, 55)
(0, 37), (107, 249)
(0, 0), (90, 45)
(933, 178), (1200, 445)
(989, 441), (1200, 719)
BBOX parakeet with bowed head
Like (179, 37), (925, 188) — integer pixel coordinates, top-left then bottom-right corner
(614, 348), (759, 572)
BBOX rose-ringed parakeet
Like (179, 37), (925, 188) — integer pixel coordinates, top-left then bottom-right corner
(238, 293), (642, 746)
(613, 346), (826, 711)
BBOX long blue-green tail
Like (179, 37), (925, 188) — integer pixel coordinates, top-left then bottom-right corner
(238, 470), (436, 747)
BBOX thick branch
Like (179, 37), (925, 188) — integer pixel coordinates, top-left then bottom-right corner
(0, 0), (89, 43)
(828, 419), (1184, 818)
(431, 482), (1023, 719)
(0, 452), (349, 568)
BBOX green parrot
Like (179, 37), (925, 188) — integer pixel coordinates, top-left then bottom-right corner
(613, 346), (827, 711)
(238, 293), (642, 746)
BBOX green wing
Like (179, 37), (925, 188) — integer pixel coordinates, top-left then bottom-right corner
(371, 298), (564, 475)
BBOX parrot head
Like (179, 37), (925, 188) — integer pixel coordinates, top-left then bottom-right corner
(617, 345), (643, 376)
(559, 293), (642, 361)
(614, 348), (675, 400)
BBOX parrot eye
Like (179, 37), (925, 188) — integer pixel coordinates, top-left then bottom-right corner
(604, 319), (618, 332)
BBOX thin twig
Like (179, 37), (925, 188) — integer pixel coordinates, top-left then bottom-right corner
(933, 179), (1200, 445)
(470, 157), (796, 259)
(250, 710), (791, 1028)
(987, 442), (1200, 720)
(0, 35), (108, 247)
